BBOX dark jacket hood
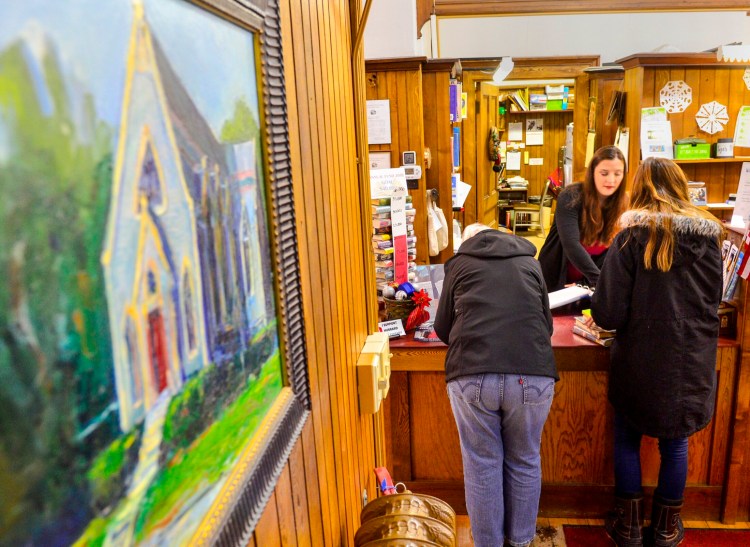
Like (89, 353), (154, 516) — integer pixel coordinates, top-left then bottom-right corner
(618, 210), (722, 267)
(455, 229), (537, 260)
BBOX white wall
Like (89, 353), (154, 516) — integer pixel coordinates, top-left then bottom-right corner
(364, 0), (420, 59)
(437, 12), (750, 63)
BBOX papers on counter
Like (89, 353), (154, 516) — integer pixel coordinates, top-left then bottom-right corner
(548, 285), (593, 310)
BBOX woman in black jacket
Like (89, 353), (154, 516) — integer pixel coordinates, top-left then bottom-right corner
(435, 223), (557, 547)
(538, 146), (629, 291)
(591, 157), (723, 547)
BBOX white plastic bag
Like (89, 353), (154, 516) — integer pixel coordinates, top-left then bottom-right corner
(427, 200), (439, 256)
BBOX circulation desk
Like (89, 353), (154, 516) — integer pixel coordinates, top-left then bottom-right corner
(384, 315), (744, 522)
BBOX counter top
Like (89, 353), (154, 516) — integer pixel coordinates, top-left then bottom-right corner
(389, 315), (737, 373)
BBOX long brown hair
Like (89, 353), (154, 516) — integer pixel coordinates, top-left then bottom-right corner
(580, 146), (629, 245)
(630, 157), (721, 272)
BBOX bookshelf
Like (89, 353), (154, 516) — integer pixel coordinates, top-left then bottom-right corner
(502, 84), (575, 113)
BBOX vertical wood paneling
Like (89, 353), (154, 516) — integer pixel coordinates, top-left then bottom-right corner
(274, 466), (298, 547)
(387, 346), (739, 519)
(505, 111), (573, 197)
(542, 371), (611, 483)
(422, 70), (456, 263)
(461, 71), (478, 225)
(572, 73), (590, 182)
(409, 373), (463, 480)
(254, 0), (381, 545)
(254, 491), (282, 547)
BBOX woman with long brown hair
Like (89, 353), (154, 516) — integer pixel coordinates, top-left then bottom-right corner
(538, 145), (629, 291)
(591, 157), (723, 546)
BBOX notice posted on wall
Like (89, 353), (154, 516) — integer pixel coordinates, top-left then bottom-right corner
(366, 99), (391, 144)
(731, 162), (750, 228)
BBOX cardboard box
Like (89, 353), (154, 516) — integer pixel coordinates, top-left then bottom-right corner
(674, 143), (711, 160)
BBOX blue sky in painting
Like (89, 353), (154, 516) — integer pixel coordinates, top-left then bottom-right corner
(0, 0), (260, 135)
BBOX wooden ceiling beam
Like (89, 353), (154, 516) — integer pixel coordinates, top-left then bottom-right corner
(435, 1), (750, 17)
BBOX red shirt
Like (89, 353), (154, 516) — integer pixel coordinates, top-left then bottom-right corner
(566, 241), (609, 284)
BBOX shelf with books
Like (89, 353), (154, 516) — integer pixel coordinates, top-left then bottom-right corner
(502, 84), (575, 113)
(508, 109), (574, 115)
(674, 157), (750, 164)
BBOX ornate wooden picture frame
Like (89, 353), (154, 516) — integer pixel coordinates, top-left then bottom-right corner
(0, 0), (307, 544)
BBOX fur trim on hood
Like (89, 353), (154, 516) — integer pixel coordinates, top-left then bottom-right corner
(619, 209), (722, 239)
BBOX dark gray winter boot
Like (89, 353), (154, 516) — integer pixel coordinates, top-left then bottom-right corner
(605, 494), (644, 546)
(650, 496), (684, 547)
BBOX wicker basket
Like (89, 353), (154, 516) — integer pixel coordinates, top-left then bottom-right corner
(383, 296), (416, 324)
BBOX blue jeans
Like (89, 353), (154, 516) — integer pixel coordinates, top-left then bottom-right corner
(447, 373), (555, 547)
(613, 413), (689, 501)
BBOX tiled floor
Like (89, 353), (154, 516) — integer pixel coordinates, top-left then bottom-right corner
(456, 515), (750, 546)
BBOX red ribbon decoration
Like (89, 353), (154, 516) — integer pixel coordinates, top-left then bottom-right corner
(405, 289), (432, 330)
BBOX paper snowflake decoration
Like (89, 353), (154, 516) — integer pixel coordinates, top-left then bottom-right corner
(696, 101), (729, 135)
(744, 68), (750, 90)
(659, 81), (692, 113)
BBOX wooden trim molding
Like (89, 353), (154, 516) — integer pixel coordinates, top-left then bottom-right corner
(416, 0), (434, 39)
(460, 56), (601, 78)
(435, 1), (750, 16)
(616, 52), (742, 68)
(365, 57), (428, 72)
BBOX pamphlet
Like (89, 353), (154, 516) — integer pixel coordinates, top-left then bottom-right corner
(413, 322), (442, 343)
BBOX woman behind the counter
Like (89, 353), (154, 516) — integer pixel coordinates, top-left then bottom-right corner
(538, 145), (629, 291)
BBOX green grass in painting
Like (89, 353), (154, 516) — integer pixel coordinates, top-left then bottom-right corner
(73, 516), (108, 547)
(134, 351), (283, 538)
(87, 428), (139, 506)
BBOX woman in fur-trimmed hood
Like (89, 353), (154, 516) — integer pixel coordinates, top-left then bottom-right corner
(591, 157), (723, 547)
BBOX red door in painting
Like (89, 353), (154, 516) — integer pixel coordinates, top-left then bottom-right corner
(147, 310), (169, 393)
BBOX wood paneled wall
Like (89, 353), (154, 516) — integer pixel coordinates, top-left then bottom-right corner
(505, 110), (573, 195)
(386, 345), (740, 519)
(365, 59), (429, 264)
(571, 69), (624, 182)
(422, 62), (456, 263)
(249, 1), (382, 544)
(620, 54), (750, 198)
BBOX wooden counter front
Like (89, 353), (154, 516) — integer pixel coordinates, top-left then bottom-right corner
(384, 316), (741, 520)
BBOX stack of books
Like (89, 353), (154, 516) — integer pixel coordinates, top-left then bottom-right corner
(372, 196), (417, 291)
(545, 85), (570, 111)
(508, 89), (529, 112)
(572, 315), (615, 347)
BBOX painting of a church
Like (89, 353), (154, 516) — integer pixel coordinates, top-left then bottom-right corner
(101, 2), (274, 432)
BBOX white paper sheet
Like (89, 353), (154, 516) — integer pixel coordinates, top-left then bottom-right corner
(366, 99), (391, 144)
(508, 122), (523, 141)
(454, 179), (472, 208)
(369, 151), (391, 170)
(548, 285), (593, 310)
(731, 162), (750, 228)
(640, 120), (673, 159)
(506, 150), (522, 171)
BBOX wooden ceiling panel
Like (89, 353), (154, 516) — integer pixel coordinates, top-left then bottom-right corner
(435, 1), (750, 17)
